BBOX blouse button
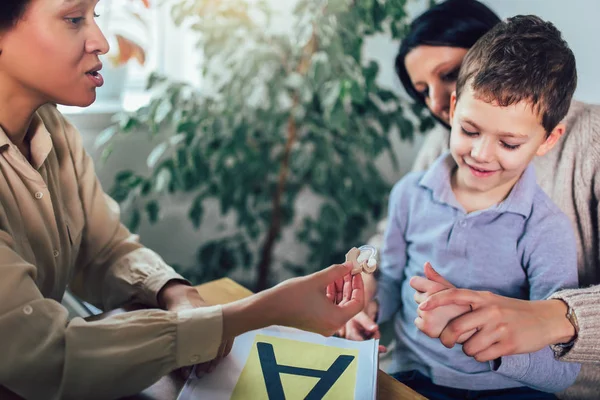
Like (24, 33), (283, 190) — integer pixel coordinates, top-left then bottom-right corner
(53, 250), (60, 258)
(35, 191), (44, 199)
(23, 305), (33, 315)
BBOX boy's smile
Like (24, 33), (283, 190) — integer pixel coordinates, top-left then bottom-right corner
(465, 163), (498, 178)
(448, 84), (564, 211)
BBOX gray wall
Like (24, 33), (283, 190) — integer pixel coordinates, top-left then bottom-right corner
(481, 0), (600, 105)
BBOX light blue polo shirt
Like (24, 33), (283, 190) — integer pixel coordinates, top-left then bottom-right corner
(377, 153), (580, 392)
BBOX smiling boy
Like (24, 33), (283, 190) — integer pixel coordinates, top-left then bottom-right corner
(343, 15), (581, 398)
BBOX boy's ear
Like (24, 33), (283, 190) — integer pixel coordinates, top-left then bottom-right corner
(536, 123), (565, 157)
(449, 91), (457, 123)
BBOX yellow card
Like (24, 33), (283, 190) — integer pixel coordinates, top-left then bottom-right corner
(231, 334), (359, 400)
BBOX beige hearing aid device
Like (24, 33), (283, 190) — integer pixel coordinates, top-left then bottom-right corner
(345, 245), (378, 275)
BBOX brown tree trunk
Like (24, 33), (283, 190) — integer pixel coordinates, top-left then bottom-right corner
(255, 27), (318, 291)
(255, 112), (297, 291)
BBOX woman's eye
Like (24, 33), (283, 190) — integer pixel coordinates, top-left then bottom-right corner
(442, 68), (459, 82)
(66, 17), (84, 25)
(418, 87), (429, 98)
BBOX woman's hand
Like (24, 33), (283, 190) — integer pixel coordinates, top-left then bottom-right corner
(219, 262), (366, 356)
(158, 281), (234, 378)
(276, 262), (365, 336)
(223, 262), (365, 340)
(418, 288), (576, 362)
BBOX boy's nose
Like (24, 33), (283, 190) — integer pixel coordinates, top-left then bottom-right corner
(471, 137), (494, 162)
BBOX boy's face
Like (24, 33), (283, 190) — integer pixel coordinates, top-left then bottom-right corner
(449, 84), (563, 196)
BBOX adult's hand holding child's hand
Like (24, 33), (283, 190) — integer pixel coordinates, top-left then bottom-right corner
(410, 262), (475, 344)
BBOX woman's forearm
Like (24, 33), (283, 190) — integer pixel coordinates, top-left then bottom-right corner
(221, 294), (276, 339)
(549, 285), (600, 362)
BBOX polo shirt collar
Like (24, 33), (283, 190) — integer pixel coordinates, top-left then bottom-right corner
(419, 152), (537, 217)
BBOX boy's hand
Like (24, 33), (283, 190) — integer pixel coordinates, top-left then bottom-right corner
(158, 281), (234, 378)
(410, 263), (475, 343)
(338, 300), (387, 353)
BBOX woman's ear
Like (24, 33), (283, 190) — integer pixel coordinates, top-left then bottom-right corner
(536, 123), (565, 157)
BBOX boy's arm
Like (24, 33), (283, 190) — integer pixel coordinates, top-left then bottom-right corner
(492, 212), (581, 393)
(374, 179), (411, 324)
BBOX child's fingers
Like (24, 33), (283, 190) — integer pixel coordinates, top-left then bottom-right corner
(409, 275), (448, 294)
(424, 262), (454, 287)
(354, 311), (377, 332)
(346, 320), (375, 341)
(414, 289), (428, 304)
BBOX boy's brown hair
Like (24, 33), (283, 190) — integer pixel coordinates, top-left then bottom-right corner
(455, 15), (577, 133)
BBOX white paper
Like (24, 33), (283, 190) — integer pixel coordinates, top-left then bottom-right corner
(178, 326), (378, 400)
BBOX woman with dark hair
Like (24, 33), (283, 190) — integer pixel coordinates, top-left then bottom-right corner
(396, 0), (500, 125)
(346, 1), (600, 398)
(0, 1), (364, 399)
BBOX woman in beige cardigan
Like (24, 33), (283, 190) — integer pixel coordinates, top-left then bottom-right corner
(372, 1), (600, 398)
(0, 1), (364, 399)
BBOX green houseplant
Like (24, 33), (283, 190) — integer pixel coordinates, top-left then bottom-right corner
(98, 0), (434, 290)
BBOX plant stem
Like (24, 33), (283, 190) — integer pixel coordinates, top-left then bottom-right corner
(255, 26), (318, 291)
(255, 103), (298, 291)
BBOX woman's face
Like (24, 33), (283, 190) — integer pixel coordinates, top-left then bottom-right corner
(404, 45), (468, 125)
(0, 0), (109, 108)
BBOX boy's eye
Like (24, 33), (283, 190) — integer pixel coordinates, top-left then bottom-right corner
(417, 87), (429, 98)
(501, 142), (521, 151)
(461, 127), (478, 137)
